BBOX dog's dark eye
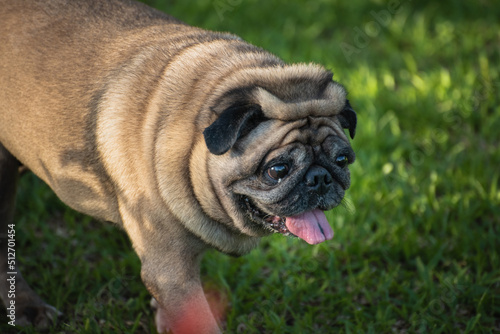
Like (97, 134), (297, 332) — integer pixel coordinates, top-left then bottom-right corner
(335, 155), (348, 168)
(267, 164), (289, 180)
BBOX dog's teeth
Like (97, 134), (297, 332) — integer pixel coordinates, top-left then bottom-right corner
(242, 198), (291, 235)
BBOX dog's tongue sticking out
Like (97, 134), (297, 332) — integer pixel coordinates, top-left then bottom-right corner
(285, 209), (334, 245)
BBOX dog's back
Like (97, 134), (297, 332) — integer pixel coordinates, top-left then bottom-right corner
(0, 0), (188, 221)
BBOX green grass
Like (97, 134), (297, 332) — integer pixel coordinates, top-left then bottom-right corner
(2, 0), (499, 333)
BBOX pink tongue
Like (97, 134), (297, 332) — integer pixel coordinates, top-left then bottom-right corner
(285, 209), (334, 245)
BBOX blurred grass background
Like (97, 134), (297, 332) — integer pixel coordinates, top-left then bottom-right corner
(1, 0), (499, 333)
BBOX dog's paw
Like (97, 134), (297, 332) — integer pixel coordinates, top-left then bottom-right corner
(151, 297), (170, 334)
(15, 302), (62, 329)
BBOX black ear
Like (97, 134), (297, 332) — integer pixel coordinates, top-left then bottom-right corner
(203, 104), (264, 155)
(338, 100), (357, 139)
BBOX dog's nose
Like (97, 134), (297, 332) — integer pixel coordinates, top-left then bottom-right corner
(305, 166), (333, 195)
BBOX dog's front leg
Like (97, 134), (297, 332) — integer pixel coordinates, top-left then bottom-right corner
(120, 205), (221, 334)
(140, 237), (221, 334)
(146, 273), (222, 334)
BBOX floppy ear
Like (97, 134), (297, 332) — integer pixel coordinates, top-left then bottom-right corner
(338, 99), (357, 139)
(203, 104), (265, 155)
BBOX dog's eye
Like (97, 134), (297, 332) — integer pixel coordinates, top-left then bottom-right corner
(335, 155), (348, 168)
(267, 164), (289, 180)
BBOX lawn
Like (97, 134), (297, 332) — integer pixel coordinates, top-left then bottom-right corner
(1, 0), (499, 333)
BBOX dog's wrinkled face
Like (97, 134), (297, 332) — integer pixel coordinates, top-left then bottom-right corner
(203, 73), (357, 245)
(235, 126), (355, 238)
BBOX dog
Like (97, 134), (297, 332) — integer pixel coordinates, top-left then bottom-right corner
(0, 0), (356, 333)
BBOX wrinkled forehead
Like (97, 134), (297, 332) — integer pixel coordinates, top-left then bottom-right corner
(233, 115), (349, 175)
(254, 81), (347, 121)
(253, 82), (349, 145)
(278, 117), (348, 147)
